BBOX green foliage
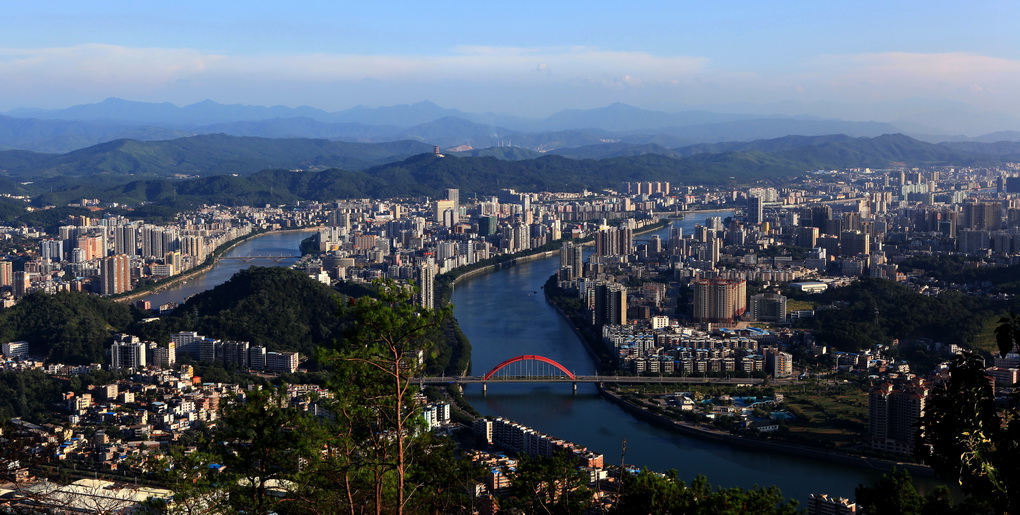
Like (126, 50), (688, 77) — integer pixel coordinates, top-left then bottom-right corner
(4, 205), (94, 233)
(404, 434), (485, 512)
(0, 370), (66, 423)
(854, 469), (966, 515)
(139, 267), (347, 361)
(0, 291), (137, 364)
(317, 279), (451, 514)
(615, 469), (799, 514)
(916, 351), (1020, 512)
(994, 312), (1020, 358)
(213, 387), (326, 514)
(504, 451), (594, 513)
(795, 278), (999, 352)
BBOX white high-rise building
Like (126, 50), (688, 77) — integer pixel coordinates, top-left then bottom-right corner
(111, 335), (146, 369)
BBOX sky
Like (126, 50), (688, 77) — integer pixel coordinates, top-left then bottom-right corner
(2, 1), (1019, 132)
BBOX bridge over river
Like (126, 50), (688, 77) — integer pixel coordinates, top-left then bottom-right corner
(417, 354), (789, 393)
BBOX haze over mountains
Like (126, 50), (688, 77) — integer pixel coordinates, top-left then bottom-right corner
(5, 98), (1018, 155)
(1, 97), (1020, 227)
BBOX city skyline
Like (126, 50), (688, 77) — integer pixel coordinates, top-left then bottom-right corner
(2, 2), (1020, 134)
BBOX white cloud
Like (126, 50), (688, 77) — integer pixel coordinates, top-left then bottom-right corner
(801, 51), (1020, 102)
(0, 44), (222, 84)
(0, 43), (707, 87)
(1, 45), (1018, 127)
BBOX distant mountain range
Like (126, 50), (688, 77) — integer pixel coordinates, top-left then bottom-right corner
(5, 98), (1019, 155)
(0, 136), (435, 179)
(5, 132), (1016, 184)
(0, 132), (1012, 226)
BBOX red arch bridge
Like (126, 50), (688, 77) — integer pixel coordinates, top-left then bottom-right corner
(417, 354), (773, 394)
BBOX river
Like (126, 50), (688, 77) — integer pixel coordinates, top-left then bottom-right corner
(139, 231), (305, 307)
(146, 217), (933, 503)
(452, 211), (939, 503)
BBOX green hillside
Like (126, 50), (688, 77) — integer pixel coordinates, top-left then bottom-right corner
(0, 134), (436, 178)
(6, 133), (1018, 218)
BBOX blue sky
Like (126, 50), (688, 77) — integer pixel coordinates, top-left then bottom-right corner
(2, 1), (1019, 131)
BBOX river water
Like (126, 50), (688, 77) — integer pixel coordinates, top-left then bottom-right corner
(139, 231), (304, 307)
(452, 211), (940, 503)
(146, 217), (937, 503)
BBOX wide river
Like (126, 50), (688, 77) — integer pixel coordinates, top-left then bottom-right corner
(142, 217), (939, 503)
(453, 211), (942, 503)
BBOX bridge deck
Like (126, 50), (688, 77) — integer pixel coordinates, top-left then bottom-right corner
(419, 376), (779, 385)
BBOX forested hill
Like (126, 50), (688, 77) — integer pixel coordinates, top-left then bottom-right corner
(136, 267), (348, 360)
(0, 135), (436, 178)
(16, 132), (1011, 212)
(0, 268), (350, 366)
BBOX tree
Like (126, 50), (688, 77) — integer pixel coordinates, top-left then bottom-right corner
(321, 278), (449, 515)
(854, 468), (956, 515)
(504, 451), (594, 513)
(994, 311), (1020, 357)
(211, 386), (324, 514)
(916, 350), (1020, 513)
(405, 434), (484, 514)
(140, 443), (228, 515)
(615, 469), (799, 514)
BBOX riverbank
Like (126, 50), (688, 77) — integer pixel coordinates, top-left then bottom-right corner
(598, 386), (934, 477)
(537, 254), (936, 477)
(113, 225), (319, 304)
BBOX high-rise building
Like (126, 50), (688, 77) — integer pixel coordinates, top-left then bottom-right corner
(199, 339), (219, 363)
(171, 331), (203, 359)
(181, 235), (206, 261)
(958, 229), (991, 254)
(77, 234), (105, 261)
(593, 283), (627, 327)
(148, 341), (176, 368)
(433, 199), (456, 227)
(869, 378), (928, 455)
(114, 225), (139, 256)
(706, 233), (721, 267)
(559, 242), (584, 280)
(445, 188), (460, 222)
(0, 260), (12, 288)
(478, 216), (498, 236)
(221, 341), (250, 368)
(249, 346), (268, 370)
(2, 341), (29, 358)
(796, 226), (819, 248)
(810, 205), (832, 233)
(692, 278), (747, 324)
(1007, 176), (1020, 194)
(747, 195), (763, 225)
(963, 201), (1001, 231)
(414, 262), (435, 310)
(111, 335), (146, 369)
(839, 231), (870, 256)
(13, 271), (31, 297)
(101, 254), (130, 295)
(594, 226), (633, 257)
(39, 239), (63, 262)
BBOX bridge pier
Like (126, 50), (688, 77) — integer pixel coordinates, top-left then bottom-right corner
(482, 383), (486, 396)
(572, 382), (577, 395)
